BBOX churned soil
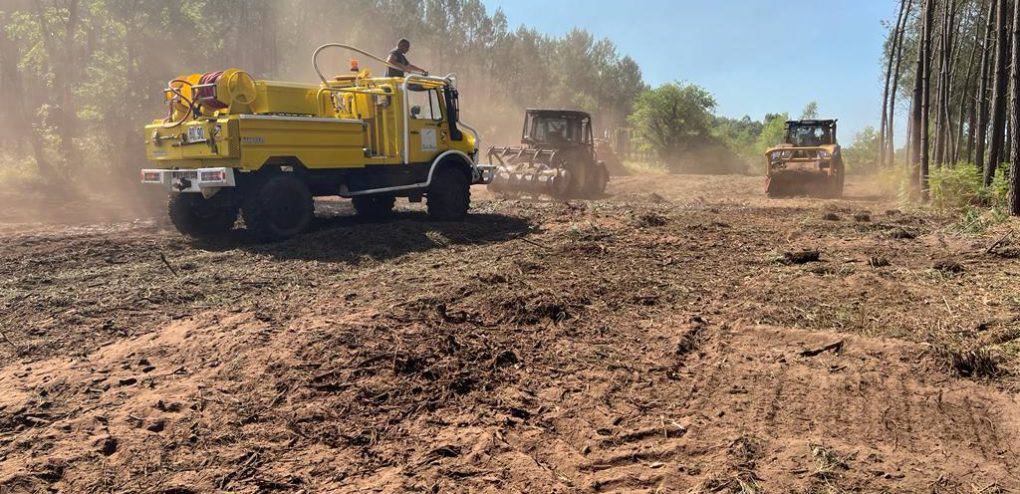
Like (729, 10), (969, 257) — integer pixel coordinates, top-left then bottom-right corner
(2, 174), (1019, 493)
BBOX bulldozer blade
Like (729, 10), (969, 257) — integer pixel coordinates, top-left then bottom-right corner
(766, 171), (837, 198)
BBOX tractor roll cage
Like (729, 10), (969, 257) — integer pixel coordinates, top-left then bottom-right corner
(785, 119), (838, 147)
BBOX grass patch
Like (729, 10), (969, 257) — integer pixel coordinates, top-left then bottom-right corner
(810, 443), (851, 480)
(929, 162), (1009, 210)
(935, 342), (1007, 379)
(929, 163), (1013, 234)
(953, 206), (1011, 234)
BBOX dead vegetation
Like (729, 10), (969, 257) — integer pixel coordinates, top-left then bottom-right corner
(936, 341), (1008, 379)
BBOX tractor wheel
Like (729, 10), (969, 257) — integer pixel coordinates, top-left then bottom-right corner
(765, 176), (780, 198)
(241, 174), (314, 241)
(832, 167), (846, 198)
(167, 191), (238, 237)
(584, 163), (609, 198)
(427, 166), (470, 221)
(821, 164), (845, 199)
(352, 195), (396, 220)
(550, 169), (574, 200)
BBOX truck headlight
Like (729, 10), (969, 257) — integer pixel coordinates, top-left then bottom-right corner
(818, 150), (832, 159)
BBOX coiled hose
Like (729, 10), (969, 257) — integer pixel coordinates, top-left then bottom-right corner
(163, 72), (231, 128)
(163, 79), (195, 129)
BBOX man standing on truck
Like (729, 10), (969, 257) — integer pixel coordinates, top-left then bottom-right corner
(386, 38), (427, 77)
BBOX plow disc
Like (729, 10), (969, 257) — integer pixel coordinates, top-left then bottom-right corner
(487, 146), (606, 199)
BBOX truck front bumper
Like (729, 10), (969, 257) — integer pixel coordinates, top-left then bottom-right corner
(141, 167), (236, 193)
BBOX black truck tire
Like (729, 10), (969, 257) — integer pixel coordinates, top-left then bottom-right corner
(167, 191), (238, 237)
(427, 166), (470, 221)
(352, 195), (396, 220)
(241, 174), (314, 241)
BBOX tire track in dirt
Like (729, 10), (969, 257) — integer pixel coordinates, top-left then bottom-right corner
(512, 321), (1020, 493)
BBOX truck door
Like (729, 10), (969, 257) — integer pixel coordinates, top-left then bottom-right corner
(407, 86), (446, 164)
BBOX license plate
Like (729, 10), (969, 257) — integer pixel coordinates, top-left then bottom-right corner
(187, 126), (206, 143)
(172, 170), (198, 180)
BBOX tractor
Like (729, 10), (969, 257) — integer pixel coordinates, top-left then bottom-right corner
(764, 119), (844, 198)
(141, 44), (493, 240)
(487, 109), (609, 199)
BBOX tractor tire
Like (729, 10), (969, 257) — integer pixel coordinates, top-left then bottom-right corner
(167, 191), (238, 237)
(832, 165), (846, 198)
(549, 168), (575, 200)
(584, 163), (609, 198)
(241, 173), (314, 241)
(821, 163), (845, 199)
(765, 176), (780, 198)
(427, 166), (470, 221)
(352, 195), (396, 220)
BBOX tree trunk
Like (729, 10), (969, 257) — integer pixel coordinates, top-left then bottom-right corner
(1008, 106), (1014, 162)
(881, 0), (911, 168)
(32, 0), (84, 175)
(945, 1), (960, 161)
(976, 0), (998, 170)
(1011, 0), (1020, 215)
(942, 0), (959, 164)
(0, 17), (57, 180)
(934, 0), (953, 167)
(962, 6), (984, 162)
(889, 0), (916, 167)
(911, 5), (927, 189)
(987, 0), (1012, 185)
(921, 0), (935, 200)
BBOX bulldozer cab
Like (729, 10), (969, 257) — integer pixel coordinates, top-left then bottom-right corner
(522, 110), (593, 149)
(785, 120), (837, 147)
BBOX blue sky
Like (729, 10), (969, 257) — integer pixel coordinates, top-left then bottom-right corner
(480, 0), (899, 141)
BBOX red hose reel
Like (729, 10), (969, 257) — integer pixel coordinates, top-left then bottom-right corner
(195, 71), (228, 110)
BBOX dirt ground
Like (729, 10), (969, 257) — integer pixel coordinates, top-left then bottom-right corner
(2, 173), (1019, 493)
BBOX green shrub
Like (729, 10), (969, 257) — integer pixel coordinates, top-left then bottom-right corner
(929, 162), (1009, 210)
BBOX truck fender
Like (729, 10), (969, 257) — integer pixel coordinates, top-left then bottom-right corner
(428, 150), (474, 182)
(340, 150), (476, 197)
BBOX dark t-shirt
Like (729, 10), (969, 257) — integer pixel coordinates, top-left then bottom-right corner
(387, 49), (409, 77)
